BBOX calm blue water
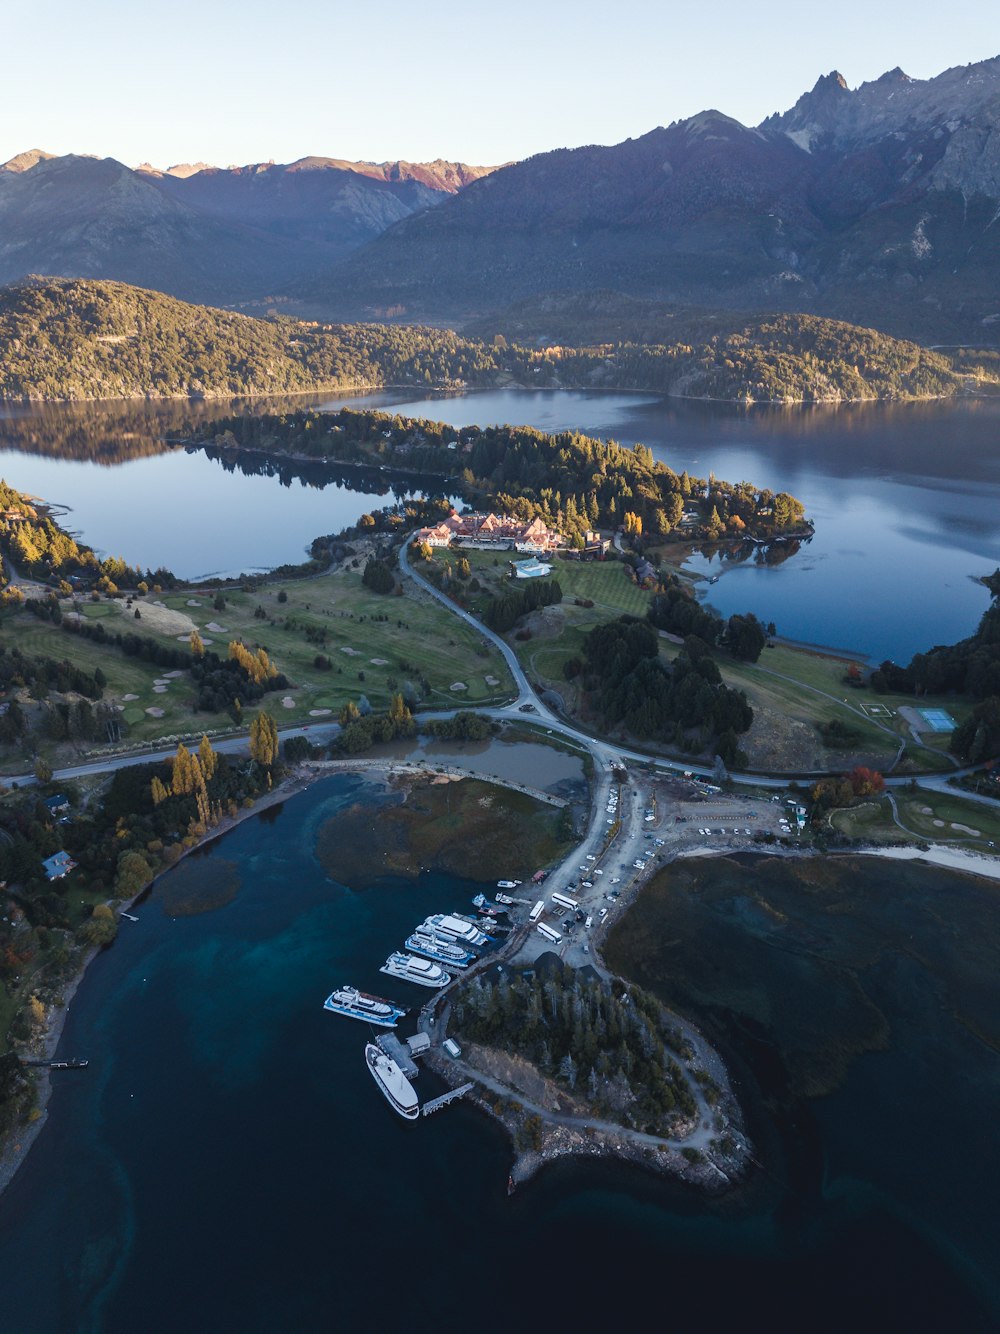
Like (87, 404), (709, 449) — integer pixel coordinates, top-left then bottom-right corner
(4, 390), (999, 658)
(342, 389), (1000, 662)
(0, 777), (995, 1332)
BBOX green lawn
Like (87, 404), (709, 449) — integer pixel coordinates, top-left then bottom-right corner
(418, 549), (654, 700)
(1, 563), (517, 768)
(830, 790), (1000, 848)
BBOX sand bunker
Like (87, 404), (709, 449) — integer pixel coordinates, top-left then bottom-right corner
(951, 822), (981, 836)
(485, 676), (500, 686)
(120, 600), (195, 636)
(145, 706), (165, 718)
(186, 600), (203, 608)
(281, 697), (296, 709)
(340, 646), (360, 656)
(164, 670), (184, 679)
(370, 658), (389, 666)
(308, 708), (332, 717)
(450, 682), (468, 692)
(122, 693), (139, 702)
(205, 621), (227, 633)
(152, 685), (168, 694)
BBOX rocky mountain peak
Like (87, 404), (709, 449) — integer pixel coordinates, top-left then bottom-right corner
(0, 148), (56, 174)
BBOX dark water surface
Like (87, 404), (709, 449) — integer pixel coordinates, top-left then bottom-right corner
(0, 782), (996, 1332)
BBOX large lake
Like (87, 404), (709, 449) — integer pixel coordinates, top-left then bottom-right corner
(3, 389), (1000, 660)
(0, 778), (995, 1332)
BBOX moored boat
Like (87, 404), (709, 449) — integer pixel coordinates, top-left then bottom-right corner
(323, 985), (407, 1027)
(366, 1042), (419, 1120)
(405, 932), (475, 968)
(422, 913), (489, 947)
(380, 952), (452, 989)
(497, 880), (521, 889)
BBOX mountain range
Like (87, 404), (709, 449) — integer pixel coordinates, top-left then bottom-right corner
(0, 152), (495, 305)
(1, 55), (999, 342)
(325, 56), (1000, 340)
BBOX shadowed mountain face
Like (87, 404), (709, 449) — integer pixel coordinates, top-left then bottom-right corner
(0, 152), (495, 304)
(317, 57), (1000, 342)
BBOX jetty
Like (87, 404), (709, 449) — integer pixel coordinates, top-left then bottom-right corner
(375, 1033), (419, 1079)
(422, 1083), (473, 1116)
(23, 1058), (89, 1070)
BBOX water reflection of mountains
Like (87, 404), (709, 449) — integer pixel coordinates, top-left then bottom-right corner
(0, 394), (335, 465)
(0, 395), (448, 499)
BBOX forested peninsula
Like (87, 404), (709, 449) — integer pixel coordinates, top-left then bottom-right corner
(0, 276), (974, 405)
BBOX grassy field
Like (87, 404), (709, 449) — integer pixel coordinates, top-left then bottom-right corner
(1, 561), (516, 769)
(830, 790), (1000, 848)
(441, 549), (652, 619)
(420, 549), (657, 708)
(655, 639), (967, 773)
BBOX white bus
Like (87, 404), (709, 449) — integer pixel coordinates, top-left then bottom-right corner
(528, 900), (545, 923)
(550, 891), (580, 911)
(536, 922), (562, 944)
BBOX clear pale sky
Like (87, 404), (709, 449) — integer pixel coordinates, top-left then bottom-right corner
(3, 0), (995, 167)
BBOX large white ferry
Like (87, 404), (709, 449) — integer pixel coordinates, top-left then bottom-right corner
(380, 952), (452, 988)
(421, 913), (489, 947)
(405, 932), (475, 968)
(365, 1042), (419, 1120)
(323, 986), (407, 1027)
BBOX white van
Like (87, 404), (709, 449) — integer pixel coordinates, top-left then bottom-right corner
(585, 915), (593, 929)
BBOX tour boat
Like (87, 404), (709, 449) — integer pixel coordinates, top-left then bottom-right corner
(323, 985), (407, 1027)
(366, 1042), (419, 1121)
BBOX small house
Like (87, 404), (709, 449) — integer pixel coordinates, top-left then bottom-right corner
(42, 851), (77, 881)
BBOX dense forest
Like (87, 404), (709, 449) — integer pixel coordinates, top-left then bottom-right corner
(450, 963), (698, 1133)
(580, 616), (753, 765)
(201, 408), (808, 549)
(0, 277), (973, 405)
(468, 293), (969, 402)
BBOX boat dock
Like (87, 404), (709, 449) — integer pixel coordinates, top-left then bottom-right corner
(422, 1083), (474, 1116)
(23, 1058), (89, 1070)
(375, 1033), (420, 1079)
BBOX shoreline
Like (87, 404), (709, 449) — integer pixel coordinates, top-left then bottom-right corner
(2, 747), (997, 1202)
(0, 379), (978, 410)
(0, 762), (321, 1199)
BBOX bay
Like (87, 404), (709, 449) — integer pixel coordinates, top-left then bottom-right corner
(0, 779), (996, 1332)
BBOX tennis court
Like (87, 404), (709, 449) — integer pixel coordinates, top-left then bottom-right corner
(917, 707), (956, 732)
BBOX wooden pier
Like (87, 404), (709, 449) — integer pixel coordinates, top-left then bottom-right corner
(422, 1083), (473, 1116)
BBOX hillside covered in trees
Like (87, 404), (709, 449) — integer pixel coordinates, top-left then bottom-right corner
(201, 408), (808, 549)
(0, 277), (973, 405)
(450, 964), (698, 1133)
(872, 570), (1000, 763)
(471, 295), (967, 403)
(0, 277), (515, 401)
